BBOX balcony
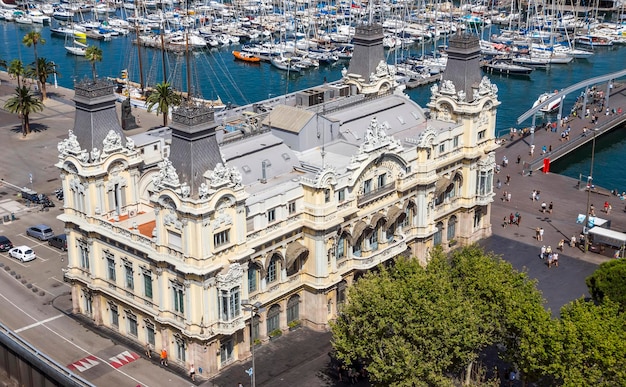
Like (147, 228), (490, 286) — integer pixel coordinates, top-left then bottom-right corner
(212, 317), (245, 336)
(337, 234), (407, 271)
(357, 182), (396, 206)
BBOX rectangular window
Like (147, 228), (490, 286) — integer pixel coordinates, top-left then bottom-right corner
(80, 246), (90, 270)
(377, 174), (386, 188)
(453, 135), (460, 148)
(363, 179), (372, 194)
(219, 287), (241, 321)
(220, 339), (233, 363)
(214, 229), (230, 247)
(176, 340), (186, 362)
(288, 201), (296, 214)
(107, 258), (116, 282)
(173, 283), (184, 314)
(324, 189), (331, 203)
(267, 260), (277, 283)
(144, 272), (153, 299)
(127, 312), (138, 337)
(111, 304), (119, 327)
(248, 268), (257, 292)
(369, 228), (379, 251)
(337, 189), (345, 202)
(267, 208), (276, 223)
(146, 324), (155, 346)
(125, 263), (134, 290)
(478, 130), (486, 140)
(439, 143), (445, 153)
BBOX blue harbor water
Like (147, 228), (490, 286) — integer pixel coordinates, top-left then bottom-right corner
(1, 19), (625, 191)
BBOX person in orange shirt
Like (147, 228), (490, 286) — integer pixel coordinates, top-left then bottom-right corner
(160, 349), (168, 366)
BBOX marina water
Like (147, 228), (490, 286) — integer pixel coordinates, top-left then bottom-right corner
(1, 20), (625, 191)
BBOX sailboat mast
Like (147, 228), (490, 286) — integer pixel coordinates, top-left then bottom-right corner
(185, 30), (192, 99)
(135, 21), (145, 93)
(160, 23), (167, 84)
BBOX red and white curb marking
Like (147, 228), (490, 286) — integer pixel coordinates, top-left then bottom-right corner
(67, 355), (100, 372)
(108, 351), (140, 369)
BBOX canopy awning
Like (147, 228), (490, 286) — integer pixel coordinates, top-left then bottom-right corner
(351, 221), (373, 244)
(370, 212), (387, 228)
(285, 241), (309, 268)
(385, 206), (405, 228)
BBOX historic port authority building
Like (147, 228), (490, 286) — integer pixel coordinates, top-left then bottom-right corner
(58, 27), (499, 378)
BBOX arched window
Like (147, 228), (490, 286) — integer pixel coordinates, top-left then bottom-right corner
(336, 234), (347, 261)
(248, 263), (259, 293)
(369, 226), (379, 251)
(447, 216), (457, 240)
(401, 203), (414, 229)
(287, 295), (300, 323)
(353, 236), (363, 257)
(266, 304), (281, 335)
(434, 222), (443, 245)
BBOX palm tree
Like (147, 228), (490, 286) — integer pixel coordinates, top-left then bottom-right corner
(26, 58), (58, 101)
(85, 46), (103, 81)
(8, 59), (25, 88)
(23, 31), (45, 95)
(146, 82), (182, 127)
(4, 86), (44, 136)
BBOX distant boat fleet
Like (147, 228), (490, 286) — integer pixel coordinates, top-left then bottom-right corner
(1, 0), (625, 83)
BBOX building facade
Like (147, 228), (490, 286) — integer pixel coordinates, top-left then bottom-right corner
(58, 29), (499, 377)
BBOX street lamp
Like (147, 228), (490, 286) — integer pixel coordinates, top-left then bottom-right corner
(241, 300), (264, 387)
(583, 128), (598, 253)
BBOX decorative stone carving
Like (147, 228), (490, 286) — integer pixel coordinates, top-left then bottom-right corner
(209, 163), (242, 188)
(216, 263), (243, 289)
(180, 182), (190, 198)
(57, 130), (83, 157)
(440, 79), (456, 95)
(198, 182), (209, 199)
(457, 90), (466, 102)
(69, 178), (85, 194)
(77, 150), (89, 163)
(360, 116), (400, 152)
(153, 158), (180, 190)
(125, 137), (135, 151)
(102, 130), (123, 153)
(479, 76), (497, 96)
(473, 89), (480, 101)
(90, 147), (100, 162)
(164, 212), (183, 230)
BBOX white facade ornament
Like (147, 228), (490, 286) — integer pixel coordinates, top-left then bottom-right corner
(125, 137), (135, 151)
(430, 84), (439, 97)
(90, 148), (100, 162)
(209, 163), (241, 188)
(457, 90), (466, 102)
(180, 182), (190, 198)
(77, 150), (89, 163)
(230, 167), (242, 186)
(198, 182), (209, 199)
(164, 212), (183, 230)
(216, 263), (243, 289)
(157, 158), (180, 187)
(102, 130), (123, 153)
(57, 129), (83, 157)
(479, 76), (497, 96)
(440, 79), (456, 95)
(473, 89), (480, 101)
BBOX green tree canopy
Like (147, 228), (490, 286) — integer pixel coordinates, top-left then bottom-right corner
(4, 86), (44, 136)
(8, 59), (25, 88)
(22, 31), (45, 95)
(330, 245), (549, 386)
(26, 57), (57, 101)
(85, 46), (103, 81)
(146, 82), (182, 127)
(585, 258), (626, 308)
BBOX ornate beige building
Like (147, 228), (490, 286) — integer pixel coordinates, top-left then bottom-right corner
(58, 28), (499, 378)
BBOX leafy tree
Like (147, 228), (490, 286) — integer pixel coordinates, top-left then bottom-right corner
(8, 59), (25, 88)
(85, 46), (103, 81)
(22, 31), (45, 94)
(554, 298), (626, 386)
(330, 245), (548, 386)
(146, 82), (182, 127)
(4, 86), (44, 136)
(26, 57), (58, 101)
(585, 259), (626, 308)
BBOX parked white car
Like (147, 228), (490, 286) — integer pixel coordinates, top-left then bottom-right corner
(8, 246), (36, 262)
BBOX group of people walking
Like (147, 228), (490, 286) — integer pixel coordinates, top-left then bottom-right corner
(540, 245), (560, 268)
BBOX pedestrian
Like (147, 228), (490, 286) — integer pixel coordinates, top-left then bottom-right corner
(189, 363), (196, 381)
(516, 213), (521, 226)
(607, 204), (612, 214)
(145, 343), (152, 359)
(615, 250), (621, 259)
(552, 252), (559, 267)
(503, 216), (508, 228)
(507, 192), (511, 202)
(497, 179), (501, 189)
(590, 204), (596, 217)
(517, 154), (521, 164)
(558, 239), (564, 251)
(541, 145), (547, 154)
(541, 202), (547, 213)
(238, 383), (244, 387)
(570, 235), (577, 247)
(160, 349), (168, 366)
(530, 144), (535, 156)
(548, 201), (553, 214)
(531, 190), (536, 201)
(540, 245), (546, 259)
(505, 174), (510, 185)
(539, 227), (544, 241)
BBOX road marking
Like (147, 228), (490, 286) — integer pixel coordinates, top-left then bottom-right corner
(68, 355), (100, 372)
(0, 292), (151, 386)
(109, 351), (140, 369)
(15, 314), (64, 333)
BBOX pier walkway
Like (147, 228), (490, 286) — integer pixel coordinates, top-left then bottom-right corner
(493, 81), (626, 268)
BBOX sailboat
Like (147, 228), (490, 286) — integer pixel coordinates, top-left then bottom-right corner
(65, 37), (88, 56)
